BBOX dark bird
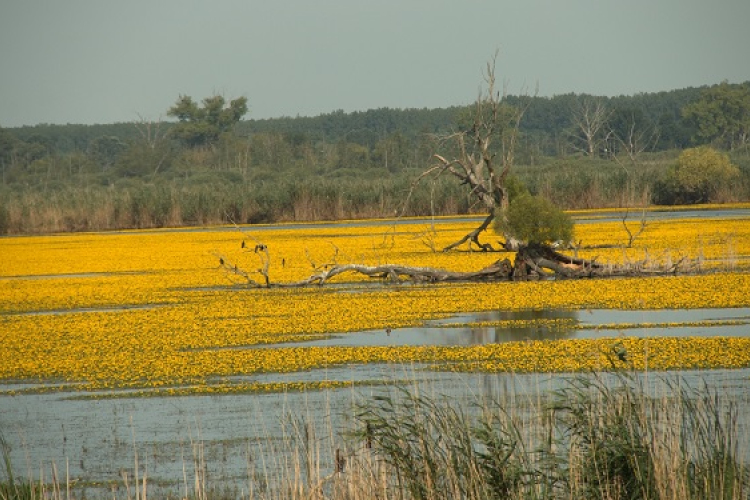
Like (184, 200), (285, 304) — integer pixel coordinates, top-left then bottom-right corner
(241, 241), (246, 249)
(335, 448), (345, 473)
(613, 344), (628, 363)
(365, 422), (373, 449)
(219, 258), (224, 266)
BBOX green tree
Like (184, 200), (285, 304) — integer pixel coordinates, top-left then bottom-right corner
(167, 94), (248, 148)
(88, 135), (128, 170)
(661, 146), (741, 204)
(496, 194), (574, 245)
(682, 81), (750, 150)
(0, 201), (8, 234)
(115, 140), (173, 178)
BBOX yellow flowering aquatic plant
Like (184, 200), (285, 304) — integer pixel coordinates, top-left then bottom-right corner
(1, 212), (749, 395)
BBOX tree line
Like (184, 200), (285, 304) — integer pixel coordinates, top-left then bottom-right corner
(0, 81), (748, 234)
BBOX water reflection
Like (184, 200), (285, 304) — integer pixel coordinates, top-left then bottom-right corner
(437, 309), (580, 343)
(266, 307), (750, 348)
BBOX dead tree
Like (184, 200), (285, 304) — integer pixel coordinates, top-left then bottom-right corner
(213, 59), (696, 288)
(404, 52), (530, 252)
(609, 110), (660, 164)
(568, 96), (612, 157)
(606, 109), (658, 247)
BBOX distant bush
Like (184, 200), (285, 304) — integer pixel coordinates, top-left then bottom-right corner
(655, 146), (741, 204)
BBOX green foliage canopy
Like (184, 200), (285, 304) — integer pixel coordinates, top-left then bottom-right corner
(496, 194), (574, 244)
(682, 81), (750, 150)
(167, 95), (248, 148)
(88, 135), (127, 170)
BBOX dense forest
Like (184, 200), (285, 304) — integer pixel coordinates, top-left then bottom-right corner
(1, 81), (748, 234)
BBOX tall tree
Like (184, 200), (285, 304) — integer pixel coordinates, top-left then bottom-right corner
(168, 95), (248, 148)
(609, 107), (655, 160)
(682, 81), (750, 150)
(569, 96), (612, 157)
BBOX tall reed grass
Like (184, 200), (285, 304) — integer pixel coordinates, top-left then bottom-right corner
(5, 149), (747, 234)
(0, 176), (473, 234)
(348, 371), (748, 500)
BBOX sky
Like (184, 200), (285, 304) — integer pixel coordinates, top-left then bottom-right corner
(1, 0), (749, 128)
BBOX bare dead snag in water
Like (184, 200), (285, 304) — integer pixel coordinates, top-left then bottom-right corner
(216, 216), (272, 286)
(621, 205), (649, 248)
(441, 212), (497, 252)
(400, 52), (530, 252)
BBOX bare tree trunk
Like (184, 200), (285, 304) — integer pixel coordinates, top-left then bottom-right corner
(404, 52), (530, 252)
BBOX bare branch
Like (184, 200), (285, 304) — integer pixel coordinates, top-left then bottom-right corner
(223, 213), (272, 286)
(442, 212), (497, 252)
(569, 97), (612, 157)
(621, 205), (649, 248)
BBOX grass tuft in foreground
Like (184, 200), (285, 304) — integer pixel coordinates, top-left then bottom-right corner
(350, 372), (748, 500)
(1, 434), (33, 500)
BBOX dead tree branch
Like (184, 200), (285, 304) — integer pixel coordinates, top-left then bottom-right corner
(569, 96), (612, 157)
(220, 214), (272, 285)
(621, 206), (649, 248)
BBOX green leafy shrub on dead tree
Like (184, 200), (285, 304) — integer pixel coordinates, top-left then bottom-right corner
(495, 194), (574, 245)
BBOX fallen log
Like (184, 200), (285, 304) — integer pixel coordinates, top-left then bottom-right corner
(218, 242), (697, 288)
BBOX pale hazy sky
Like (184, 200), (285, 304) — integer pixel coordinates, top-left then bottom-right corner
(1, 0), (749, 127)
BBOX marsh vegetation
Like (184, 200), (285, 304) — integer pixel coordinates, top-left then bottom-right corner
(1, 210), (750, 498)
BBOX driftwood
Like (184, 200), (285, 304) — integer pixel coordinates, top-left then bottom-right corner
(217, 241), (695, 289)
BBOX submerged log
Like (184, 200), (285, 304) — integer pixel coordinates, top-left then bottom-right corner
(281, 258), (515, 287)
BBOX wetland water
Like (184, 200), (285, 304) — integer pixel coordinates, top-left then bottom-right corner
(2, 368), (749, 496)
(267, 307), (750, 348)
(102, 207), (750, 234)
